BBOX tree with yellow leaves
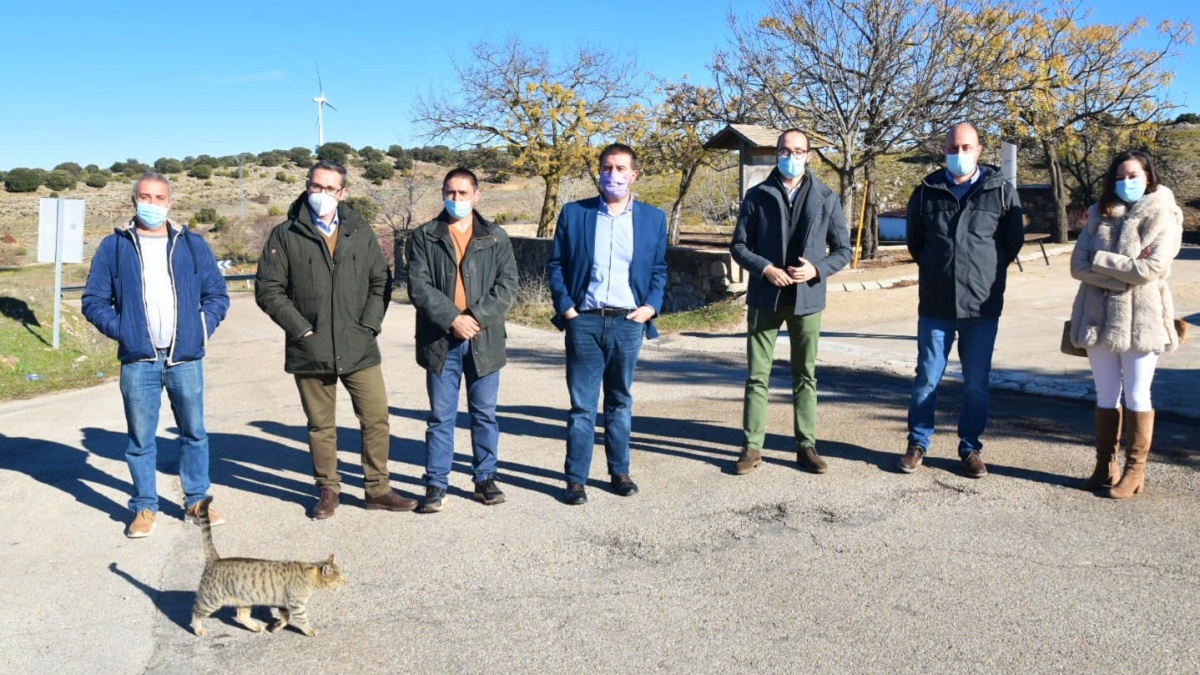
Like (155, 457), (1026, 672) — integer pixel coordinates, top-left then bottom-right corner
(413, 38), (642, 238)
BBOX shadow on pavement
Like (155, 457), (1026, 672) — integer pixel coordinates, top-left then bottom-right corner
(108, 562), (196, 634)
(0, 431), (132, 523)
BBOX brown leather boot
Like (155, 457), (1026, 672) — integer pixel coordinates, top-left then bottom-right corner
(1082, 407), (1122, 491)
(1106, 409), (1153, 500)
(313, 488), (339, 520)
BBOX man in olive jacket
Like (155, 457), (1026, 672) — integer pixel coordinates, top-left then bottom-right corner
(898, 123), (1024, 479)
(407, 168), (518, 513)
(730, 128), (851, 476)
(255, 159), (416, 518)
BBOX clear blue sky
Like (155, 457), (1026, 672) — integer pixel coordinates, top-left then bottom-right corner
(1, 0), (1195, 170)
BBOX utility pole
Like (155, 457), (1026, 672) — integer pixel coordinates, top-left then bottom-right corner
(235, 153), (253, 218)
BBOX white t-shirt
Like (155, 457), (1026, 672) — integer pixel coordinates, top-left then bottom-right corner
(139, 234), (175, 350)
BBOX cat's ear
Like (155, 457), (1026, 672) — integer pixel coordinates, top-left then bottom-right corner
(320, 555), (335, 576)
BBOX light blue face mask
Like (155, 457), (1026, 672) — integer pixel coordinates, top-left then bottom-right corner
(444, 198), (472, 220)
(945, 152), (977, 178)
(136, 202), (169, 228)
(778, 157), (805, 179)
(1115, 178), (1146, 204)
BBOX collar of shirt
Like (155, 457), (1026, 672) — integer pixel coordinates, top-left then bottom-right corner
(309, 206), (339, 237)
(598, 195), (635, 217)
(945, 167), (980, 186)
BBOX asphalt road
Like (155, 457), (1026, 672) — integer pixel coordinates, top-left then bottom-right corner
(1, 249), (1197, 674)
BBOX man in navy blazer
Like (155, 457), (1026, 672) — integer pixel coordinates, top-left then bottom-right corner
(546, 143), (668, 506)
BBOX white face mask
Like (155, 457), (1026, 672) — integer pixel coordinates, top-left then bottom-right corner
(307, 192), (339, 218)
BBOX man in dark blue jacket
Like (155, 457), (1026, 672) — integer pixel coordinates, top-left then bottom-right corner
(546, 143), (667, 505)
(82, 172), (230, 538)
(730, 128), (852, 476)
(898, 123), (1024, 478)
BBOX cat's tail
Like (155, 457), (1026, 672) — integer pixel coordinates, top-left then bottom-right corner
(197, 497), (220, 561)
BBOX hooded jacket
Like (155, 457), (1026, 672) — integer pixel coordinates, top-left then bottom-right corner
(1070, 185), (1183, 353)
(906, 165), (1024, 319)
(82, 220), (229, 364)
(730, 168), (851, 314)
(406, 211), (518, 377)
(255, 194), (389, 375)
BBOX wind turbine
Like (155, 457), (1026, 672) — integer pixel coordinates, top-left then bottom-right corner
(313, 65), (337, 149)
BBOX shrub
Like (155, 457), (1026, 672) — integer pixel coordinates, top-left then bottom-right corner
(195, 207), (219, 223)
(4, 168), (42, 193)
(257, 151), (285, 167)
(275, 171), (296, 184)
(84, 164), (100, 173)
(343, 196), (379, 224)
(1174, 112), (1200, 125)
(54, 162), (83, 176)
(359, 146), (386, 162)
(364, 161), (394, 184)
(289, 147), (313, 166)
(317, 142), (349, 164)
(85, 173), (109, 188)
(154, 157), (184, 174)
(189, 164), (213, 179)
(49, 191), (59, 199)
(119, 159), (150, 177)
(387, 144), (407, 159)
(44, 170), (77, 191)
(267, 205), (285, 217)
(394, 156), (414, 171)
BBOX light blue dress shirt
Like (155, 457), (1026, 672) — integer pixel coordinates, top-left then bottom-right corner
(581, 198), (638, 311)
(309, 206), (340, 238)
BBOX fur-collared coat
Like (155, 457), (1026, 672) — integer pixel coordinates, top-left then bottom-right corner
(1070, 185), (1183, 353)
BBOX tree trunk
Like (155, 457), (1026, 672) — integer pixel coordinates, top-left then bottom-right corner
(668, 166), (698, 247)
(1042, 138), (1069, 243)
(861, 160), (879, 261)
(836, 164), (856, 238)
(536, 174), (562, 238)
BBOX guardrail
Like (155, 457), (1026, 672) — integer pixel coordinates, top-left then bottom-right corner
(61, 274), (256, 294)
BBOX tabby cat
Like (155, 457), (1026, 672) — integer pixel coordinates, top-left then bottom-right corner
(190, 497), (346, 637)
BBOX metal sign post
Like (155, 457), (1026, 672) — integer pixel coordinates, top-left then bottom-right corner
(37, 198), (86, 350)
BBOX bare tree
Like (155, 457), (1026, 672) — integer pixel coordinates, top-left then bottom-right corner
(413, 37), (642, 237)
(363, 170), (435, 281)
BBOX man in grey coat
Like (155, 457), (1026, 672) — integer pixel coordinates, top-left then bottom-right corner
(730, 128), (852, 475)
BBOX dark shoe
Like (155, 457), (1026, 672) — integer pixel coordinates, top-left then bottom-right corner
(611, 474), (639, 497)
(796, 445), (828, 474)
(312, 488), (339, 520)
(961, 450), (987, 479)
(417, 486), (446, 514)
(473, 478), (506, 506)
(897, 445), (925, 474)
(734, 447), (762, 475)
(364, 489), (418, 512)
(565, 483), (588, 506)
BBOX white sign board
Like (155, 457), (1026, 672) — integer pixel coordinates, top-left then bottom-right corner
(37, 198), (85, 264)
(1000, 141), (1018, 189)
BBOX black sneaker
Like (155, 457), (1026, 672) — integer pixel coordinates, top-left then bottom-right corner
(565, 483), (588, 506)
(416, 486), (446, 514)
(611, 474), (639, 497)
(473, 478), (506, 506)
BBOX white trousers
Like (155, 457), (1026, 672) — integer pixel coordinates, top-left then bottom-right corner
(1086, 348), (1159, 411)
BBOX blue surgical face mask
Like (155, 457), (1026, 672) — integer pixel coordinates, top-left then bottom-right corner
(136, 202), (169, 229)
(945, 152), (977, 178)
(1115, 177), (1146, 204)
(778, 156), (805, 179)
(598, 171), (630, 200)
(444, 198), (473, 220)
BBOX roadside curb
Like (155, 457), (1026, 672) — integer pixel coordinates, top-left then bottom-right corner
(833, 242), (1075, 292)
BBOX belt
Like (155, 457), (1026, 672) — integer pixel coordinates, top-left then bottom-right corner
(580, 307), (633, 317)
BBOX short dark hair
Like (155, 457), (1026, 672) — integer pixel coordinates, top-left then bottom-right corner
(1098, 149), (1160, 216)
(599, 143), (638, 170)
(442, 167), (479, 190)
(307, 159), (349, 188)
(776, 128), (810, 150)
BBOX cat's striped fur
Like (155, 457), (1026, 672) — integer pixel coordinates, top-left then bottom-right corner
(190, 497), (345, 637)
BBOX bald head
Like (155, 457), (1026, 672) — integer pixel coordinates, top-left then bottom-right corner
(943, 123), (982, 180)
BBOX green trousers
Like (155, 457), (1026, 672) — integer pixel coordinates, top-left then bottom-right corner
(742, 306), (822, 450)
(294, 364), (392, 498)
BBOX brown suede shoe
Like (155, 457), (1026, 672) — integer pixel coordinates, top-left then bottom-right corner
(898, 445), (925, 473)
(734, 447), (762, 475)
(364, 489), (418, 512)
(796, 445), (828, 474)
(962, 451), (987, 479)
(313, 488), (339, 520)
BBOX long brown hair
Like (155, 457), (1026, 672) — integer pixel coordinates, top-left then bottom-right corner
(1097, 150), (1159, 216)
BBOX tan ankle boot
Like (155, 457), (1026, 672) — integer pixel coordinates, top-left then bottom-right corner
(1082, 407), (1121, 490)
(1106, 409), (1154, 499)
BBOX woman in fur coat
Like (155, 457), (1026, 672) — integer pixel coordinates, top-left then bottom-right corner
(1069, 149), (1183, 499)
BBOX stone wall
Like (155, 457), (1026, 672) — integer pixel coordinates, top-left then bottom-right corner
(506, 235), (743, 313)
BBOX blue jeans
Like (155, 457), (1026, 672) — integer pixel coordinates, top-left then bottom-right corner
(119, 353), (210, 513)
(907, 316), (999, 455)
(564, 313), (644, 485)
(424, 339), (501, 490)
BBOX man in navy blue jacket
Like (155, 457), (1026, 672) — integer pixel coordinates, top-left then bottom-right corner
(546, 143), (668, 505)
(82, 172), (230, 538)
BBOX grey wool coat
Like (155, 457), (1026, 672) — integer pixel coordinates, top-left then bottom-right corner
(1069, 185), (1183, 353)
